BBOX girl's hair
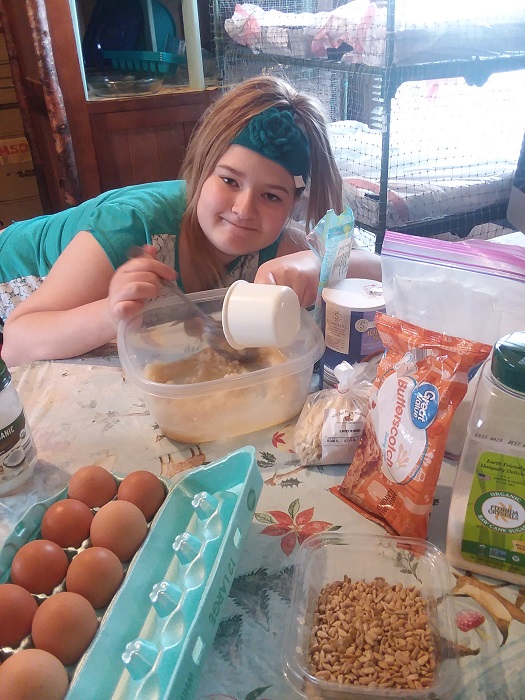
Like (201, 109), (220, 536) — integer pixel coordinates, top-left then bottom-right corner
(180, 75), (343, 287)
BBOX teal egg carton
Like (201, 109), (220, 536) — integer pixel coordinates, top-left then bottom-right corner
(0, 446), (262, 700)
(103, 50), (186, 74)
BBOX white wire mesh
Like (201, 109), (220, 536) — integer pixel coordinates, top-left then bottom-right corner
(212, 0), (525, 247)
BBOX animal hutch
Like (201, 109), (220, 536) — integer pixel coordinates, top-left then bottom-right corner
(213, 0), (525, 251)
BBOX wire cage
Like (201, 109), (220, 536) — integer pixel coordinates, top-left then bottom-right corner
(212, 0), (525, 250)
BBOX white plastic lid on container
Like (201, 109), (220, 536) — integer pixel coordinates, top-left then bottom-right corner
(321, 278), (384, 311)
(222, 280), (301, 350)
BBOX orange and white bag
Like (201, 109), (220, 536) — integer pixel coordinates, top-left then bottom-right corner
(333, 313), (491, 538)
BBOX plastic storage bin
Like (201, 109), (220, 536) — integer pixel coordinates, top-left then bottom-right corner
(103, 50), (185, 74)
(283, 532), (461, 699)
(117, 289), (325, 443)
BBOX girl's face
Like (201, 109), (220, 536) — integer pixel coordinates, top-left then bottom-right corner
(196, 145), (296, 265)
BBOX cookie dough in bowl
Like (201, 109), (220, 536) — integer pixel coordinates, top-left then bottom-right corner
(118, 289), (325, 443)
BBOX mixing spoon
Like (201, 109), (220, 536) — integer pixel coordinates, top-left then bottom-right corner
(128, 247), (257, 362)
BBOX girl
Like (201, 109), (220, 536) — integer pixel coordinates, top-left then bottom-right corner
(0, 76), (380, 367)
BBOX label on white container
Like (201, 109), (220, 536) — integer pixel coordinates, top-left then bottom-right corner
(460, 449), (525, 576)
(0, 409), (37, 495)
(320, 279), (385, 388)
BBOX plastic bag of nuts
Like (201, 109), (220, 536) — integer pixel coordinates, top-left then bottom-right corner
(293, 362), (372, 466)
(283, 532), (461, 699)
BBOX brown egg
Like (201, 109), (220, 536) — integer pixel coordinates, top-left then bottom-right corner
(67, 465), (117, 508)
(41, 499), (94, 548)
(0, 583), (39, 647)
(66, 547), (124, 609)
(31, 591), (99, 665)
(117, 470), (166, 521)
(0, 648), (69, 700)
(10, 540), (69, 595)
(90, 500), (148, 562)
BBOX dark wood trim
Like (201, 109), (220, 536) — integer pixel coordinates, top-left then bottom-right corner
(86, 86), (218, 114)
(26, 0), (82, 206)
(43, 0), (101, 200)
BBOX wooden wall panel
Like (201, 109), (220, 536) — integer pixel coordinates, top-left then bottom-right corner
(89, 94), (216, 191)
(157, 123), (187, 178)
(128, 128), (161, 184)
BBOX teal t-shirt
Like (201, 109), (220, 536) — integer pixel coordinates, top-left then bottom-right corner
(0, 180), (187, 280)
(0, 180), (281, 324)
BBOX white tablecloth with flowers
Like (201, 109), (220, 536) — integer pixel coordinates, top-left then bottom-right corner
(1, 347), (524, 700)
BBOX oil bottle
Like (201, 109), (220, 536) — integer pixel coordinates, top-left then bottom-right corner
(0, 359), (37, 495)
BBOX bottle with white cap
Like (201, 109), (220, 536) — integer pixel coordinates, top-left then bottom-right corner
(0, 359), (37, 495)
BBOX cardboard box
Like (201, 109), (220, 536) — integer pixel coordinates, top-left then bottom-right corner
(0, 34), (8, 63)
(0, 135), (33, 165)
(0, 196), (42, 229)
(0, 107), (24, 137)
(0, 83), (16, 106)
(0, 136), (39, 201)
(0, 61), (15, 106)
(0, 161), (40, 201)
(0, 62), (12, 80)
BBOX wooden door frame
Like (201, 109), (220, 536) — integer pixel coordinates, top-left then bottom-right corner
(0, 0), (219, 210)
(0, 0), (101, 210)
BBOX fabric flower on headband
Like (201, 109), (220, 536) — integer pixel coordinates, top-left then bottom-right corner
(247, 108), (301, 158)
(232, 107), (310, 188)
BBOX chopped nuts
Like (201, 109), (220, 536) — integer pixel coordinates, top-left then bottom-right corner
(307, 576), (436, 692)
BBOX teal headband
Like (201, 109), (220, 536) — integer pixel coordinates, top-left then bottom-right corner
(231, 107), (310, 188)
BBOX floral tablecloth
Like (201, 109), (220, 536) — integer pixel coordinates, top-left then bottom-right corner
(1, 350), (524, 700)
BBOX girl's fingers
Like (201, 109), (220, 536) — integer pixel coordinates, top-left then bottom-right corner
(253, 268), (276, 285)
(121, 254), (177, 283)
(111, 299), (145, 322)
(142, 244), (158, 258)
(111, 279), (162, 304)
(255, 267), (312, 307)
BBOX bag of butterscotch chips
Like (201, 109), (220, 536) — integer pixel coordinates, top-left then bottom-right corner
(332, 313), (491, 538)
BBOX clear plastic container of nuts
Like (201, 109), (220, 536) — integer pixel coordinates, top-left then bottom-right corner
(282, 532), (461, 699)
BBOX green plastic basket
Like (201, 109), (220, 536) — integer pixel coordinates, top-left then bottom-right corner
(103, 50), (186, 74)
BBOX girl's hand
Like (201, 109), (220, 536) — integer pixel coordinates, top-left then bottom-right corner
(108, 245), (177, 324)
(254, 250), (321, 307)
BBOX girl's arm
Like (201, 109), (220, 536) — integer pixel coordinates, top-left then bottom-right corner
(255, 249), (320, 307)
(254, 226), (382, 307)
(253, 224), (319, 306)
(2, 232), (175, 367)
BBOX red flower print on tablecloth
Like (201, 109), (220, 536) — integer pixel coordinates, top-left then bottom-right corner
(271, 427), (295, 453)
(272, 430), (286, 448)
(255, 499), (339, 556)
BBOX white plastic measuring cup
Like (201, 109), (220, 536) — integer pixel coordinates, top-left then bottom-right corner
(222, 280), (301, 350)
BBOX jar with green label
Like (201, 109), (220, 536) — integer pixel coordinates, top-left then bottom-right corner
(446, 331), (525, 585)
(0, 359), (37, 496)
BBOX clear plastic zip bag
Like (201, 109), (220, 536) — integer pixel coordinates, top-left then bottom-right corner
(293, 361), (372, 466)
